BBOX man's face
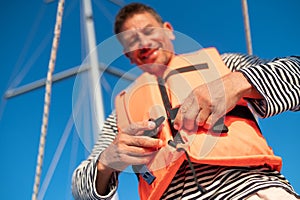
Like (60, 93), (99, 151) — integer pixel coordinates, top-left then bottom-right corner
(119, 12), (175, 77)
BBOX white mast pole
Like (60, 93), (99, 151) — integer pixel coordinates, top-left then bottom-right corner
(81, 1), (118, 199)
(82, 0), (105, 133)
(242, 0), (253, 55)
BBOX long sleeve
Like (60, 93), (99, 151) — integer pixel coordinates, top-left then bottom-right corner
(221, 53), (300, 118)
(72, 113), (119, 200)
(72, 52), (300, 199)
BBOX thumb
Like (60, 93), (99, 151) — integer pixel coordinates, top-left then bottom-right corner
(125, 120), (156, 136)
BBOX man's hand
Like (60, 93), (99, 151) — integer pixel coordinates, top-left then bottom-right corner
(174, 72), (262, 131)
(98, 120), (164, 172)
(95, 120), (163, 195)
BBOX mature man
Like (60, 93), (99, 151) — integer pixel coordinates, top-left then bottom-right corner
(72, 3), (300, 200)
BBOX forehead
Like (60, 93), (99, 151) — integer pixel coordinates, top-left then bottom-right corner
(121, 12), (162, 32)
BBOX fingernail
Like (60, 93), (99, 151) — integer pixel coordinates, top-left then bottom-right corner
(159, 139), (163, 146)
(173, 123), (179, 130)
(148, 121), (156, 129)
(203, 123), (211, 130)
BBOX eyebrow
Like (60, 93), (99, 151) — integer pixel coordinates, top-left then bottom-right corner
(122, 24), (154, 39)
(143, 24), (154, 29)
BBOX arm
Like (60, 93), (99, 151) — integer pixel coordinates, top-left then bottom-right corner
(72, 113), (163, 199)
(174, 53), (300, 131)
(222, 53), (300, 117)
(72, 113), (119, 200)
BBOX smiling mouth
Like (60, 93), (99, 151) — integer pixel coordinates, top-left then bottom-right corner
(139, 47), (159, 61)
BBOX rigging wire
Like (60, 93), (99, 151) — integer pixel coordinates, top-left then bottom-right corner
(37, 111), (75, 200)
(0, 5), (48, 120)
(6, 0), (78, 95)
(31, 0), (65, 199)
(108, 0), (125, 7)
(38, 59), (88, 198)
(93, 0), (115, 23)
(65, 129), (80, 200)
(7, 5), (47, 90)
(8, 32), (52, 91)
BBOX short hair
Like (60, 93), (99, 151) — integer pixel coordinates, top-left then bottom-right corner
(114, 2), (164, 34)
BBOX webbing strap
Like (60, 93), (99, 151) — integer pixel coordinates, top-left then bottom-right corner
(157, 76), (229, 136)
(164, 63), (208, 82)
(157, 77), (184, 143)
(157, 77), (172, 118)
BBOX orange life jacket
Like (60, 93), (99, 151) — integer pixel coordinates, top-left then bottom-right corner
(115, 47), (282, 200)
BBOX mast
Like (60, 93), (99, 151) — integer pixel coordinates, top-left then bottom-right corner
(241, 0), (253, 55)
(4, 1), (128, 199)
(4, 63), (135, 98)
(82, 0), (105, 133)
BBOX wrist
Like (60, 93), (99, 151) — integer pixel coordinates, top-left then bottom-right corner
(229, 72), (262, 99)
(95, 155), (115, 196)
(97, 152), (114, 174)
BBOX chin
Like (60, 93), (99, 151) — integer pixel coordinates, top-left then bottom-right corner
(151, 68), (166, 77)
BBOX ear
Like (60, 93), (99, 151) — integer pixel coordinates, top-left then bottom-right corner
(163, 22), (175, 40)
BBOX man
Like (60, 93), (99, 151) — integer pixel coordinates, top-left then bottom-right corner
(72, 3), (300, 200)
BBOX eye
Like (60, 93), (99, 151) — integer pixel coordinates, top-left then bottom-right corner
(143, 27), (154, 35)
(128, 36), (138, 47)
(122, 34), (138, 50)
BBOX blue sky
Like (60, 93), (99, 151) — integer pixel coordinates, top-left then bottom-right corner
(0, 0), (299, 200)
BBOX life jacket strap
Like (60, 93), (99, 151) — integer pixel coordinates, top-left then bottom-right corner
(168, 140), (207, 194)
(157, 77), (185, 144)
(157, 77), (229, 135)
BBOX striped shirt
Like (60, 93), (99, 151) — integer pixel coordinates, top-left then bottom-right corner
(72, 53), (300, 200)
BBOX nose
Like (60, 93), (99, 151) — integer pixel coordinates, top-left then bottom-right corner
(137, 32), (152, 48)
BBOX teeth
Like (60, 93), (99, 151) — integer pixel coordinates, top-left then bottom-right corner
(140, 48), (158, 60)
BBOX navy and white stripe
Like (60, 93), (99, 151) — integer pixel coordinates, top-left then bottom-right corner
(161, 162), (297, 200)
(72, 54), (300, 199)
(221, 53), (300, 117)
(72, 113), (119, 200)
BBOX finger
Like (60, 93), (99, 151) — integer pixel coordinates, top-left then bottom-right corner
(174, 95), (194, 130)
(103, 138), (159, 168)
(124, 120), (156, 136)
(203, 112), (223, 130)
(118, 153), (155, 166)
(104, 151), (155, 169)
(182, 105), (200, 131)
(181, 97), (201, 131)
(196, 108), (211, 127)
(128, 136), (163, 148)
(125, 145), (158, 157)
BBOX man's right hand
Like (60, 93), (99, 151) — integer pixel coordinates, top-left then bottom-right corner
(95, 120), (163, 195)
(98, 120), (164, 172)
